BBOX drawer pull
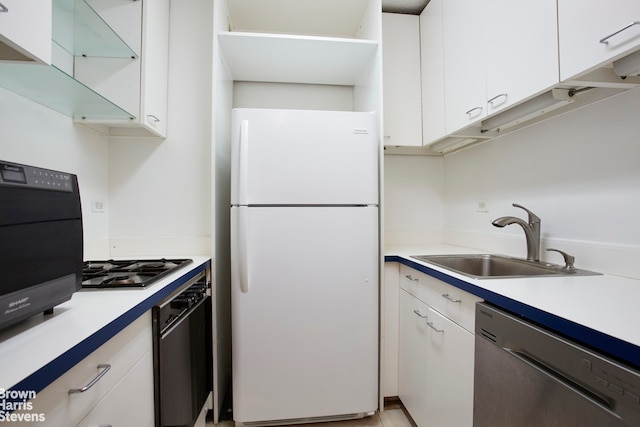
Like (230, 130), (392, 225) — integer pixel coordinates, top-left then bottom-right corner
(0, 3), (8, 13)
(147, 114), (160, 124)
(599, 21), (640, 44)
(413, 309), (428, 319)
(442, 293), (461, 303)
(405, 275), (418, 282)
(69, 364), (111, 394)
(465, 106), (483, 118)
(427, 321), (444, 333)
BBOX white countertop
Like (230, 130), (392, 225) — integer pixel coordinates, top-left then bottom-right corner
(386, 244), (640, 367)
(0, 256), (211, 393)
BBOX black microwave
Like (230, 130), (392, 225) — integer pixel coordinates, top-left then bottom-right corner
(0, 160), (83, 330)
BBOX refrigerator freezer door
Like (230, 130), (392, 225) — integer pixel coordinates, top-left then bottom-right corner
(231, 206), (379, 423)
(231, 108), (379, 206)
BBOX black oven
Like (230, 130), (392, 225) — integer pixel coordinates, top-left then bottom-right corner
(0, 160), (83, 330)
(153, 271), (212, 427)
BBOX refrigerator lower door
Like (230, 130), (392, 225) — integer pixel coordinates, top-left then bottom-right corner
(231, 206), (379, 424)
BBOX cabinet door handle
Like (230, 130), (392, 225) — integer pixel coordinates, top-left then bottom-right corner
(68, 364), (111, 394)
(465, 106), (483, 118)
(413, 309), (428, 319)
(599, 21), (640, 44)
(146, 114), (160, 124)
(404, 275), (418, 282)
(488, 93), (508, 107)
(427, 321), (444, 333)
(442, 293), (461, 303)
(0, 3), (8, 13)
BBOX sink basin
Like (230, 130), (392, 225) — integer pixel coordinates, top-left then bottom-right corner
(410, 254), (600, 279)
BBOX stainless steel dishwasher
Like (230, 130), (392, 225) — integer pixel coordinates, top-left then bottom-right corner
(474, 302), (640, 427)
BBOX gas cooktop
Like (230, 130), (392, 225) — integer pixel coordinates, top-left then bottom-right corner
(81, 258), (193, 289)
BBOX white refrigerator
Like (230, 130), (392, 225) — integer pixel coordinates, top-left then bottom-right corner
(230, 108), (379, 425)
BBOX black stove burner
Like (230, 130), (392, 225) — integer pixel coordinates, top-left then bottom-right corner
(81, 258), (193, 289)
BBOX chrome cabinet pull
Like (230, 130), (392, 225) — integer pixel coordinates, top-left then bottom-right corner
(413, 309), (428, 319)
(404, 275), (418, 282)
(465, 106), (483, 118)
(488, 93), (508, 107)
(0, 3), (8, 13)
(427, 321), (444, 333)
(442, 293), (461, 303)
(146, 114), (160, 124)
(68, 364), (111, 394)
(600, 21), (640, 44)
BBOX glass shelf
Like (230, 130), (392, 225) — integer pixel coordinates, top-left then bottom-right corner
(0, 62), (135, 120)
(53, 0), (138, 59)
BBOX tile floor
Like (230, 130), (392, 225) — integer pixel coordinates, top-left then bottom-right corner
(213, 401), (414, 427)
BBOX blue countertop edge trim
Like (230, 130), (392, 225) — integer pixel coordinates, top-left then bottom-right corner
(8, 259), (211, 396)
(386, 255), (640, 370)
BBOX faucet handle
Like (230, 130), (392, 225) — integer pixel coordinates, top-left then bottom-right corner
(512, 203), (541, 224)
(546, 248), (576, 272)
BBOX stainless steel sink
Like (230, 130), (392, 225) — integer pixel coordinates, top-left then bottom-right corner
(410, 254), (600, 279)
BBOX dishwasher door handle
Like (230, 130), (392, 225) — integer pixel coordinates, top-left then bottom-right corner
(503, 347), (615, 416)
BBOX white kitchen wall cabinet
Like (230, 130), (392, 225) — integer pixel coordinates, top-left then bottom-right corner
(75, 0), (170, 138)
(397, 265), (479, 427)
(484, 0), (559, 116)
(420, 0), (446, 146)
(382, 13), (422, 147)
(559, 0), (640, 81)
(0, 0), (169, 138)
(12, 313), (153, 426)
(442, 0), (559, 134)
(0, 0), (51, 64)
(442, 0), (487, 134)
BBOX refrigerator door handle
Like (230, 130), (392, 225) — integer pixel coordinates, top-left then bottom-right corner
(238, 207), (249, 293)
(238, 120), (249, 205)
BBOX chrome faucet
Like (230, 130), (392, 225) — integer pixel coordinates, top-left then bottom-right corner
(492, 203), (541, 262)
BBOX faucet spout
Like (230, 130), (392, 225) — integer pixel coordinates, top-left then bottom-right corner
(492, 204), (541, 262)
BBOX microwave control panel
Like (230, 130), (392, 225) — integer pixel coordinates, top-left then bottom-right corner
(0, 161), (73, 192)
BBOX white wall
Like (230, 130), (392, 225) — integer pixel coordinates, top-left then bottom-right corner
(443, 87), (640, 279)
(384, 153), (444, 247)
(107, 0), (213, 257)
(0, 88), (110, 259)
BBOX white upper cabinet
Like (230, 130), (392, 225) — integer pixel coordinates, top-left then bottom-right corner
(382, 13), (422, 147)
(442, 0), (487, 134)
(485, 0), (559, 116)
(559, 0), (640, 81)
(75, 0), (170, 138)
(420, 0), (446, 146)
(0, 0), (51, 64)
(218, 0), (380, 87)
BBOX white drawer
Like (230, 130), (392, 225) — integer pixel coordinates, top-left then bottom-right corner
(76, 351), (154, 427)
(12, 312), (152, 426)
(399, 265), (481, 333)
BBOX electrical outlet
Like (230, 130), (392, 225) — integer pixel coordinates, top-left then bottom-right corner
(92, 199), (105, 213)
(476, 200), (489, 213)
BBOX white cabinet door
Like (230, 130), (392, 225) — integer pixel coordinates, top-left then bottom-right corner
(140, 0), (170, 137)
(485, 0), (559, 116)
(382, 13), (422, 147)
(424, 307), (474, 427)
(442, 0), (486, 133)
(559, 0), (640, 81)
(398, 289), (429, 427)
(0, 0), (51, 64)
(420, 0), (446, 145)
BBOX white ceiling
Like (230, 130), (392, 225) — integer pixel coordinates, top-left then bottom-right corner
(382, 0), (430, 14)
